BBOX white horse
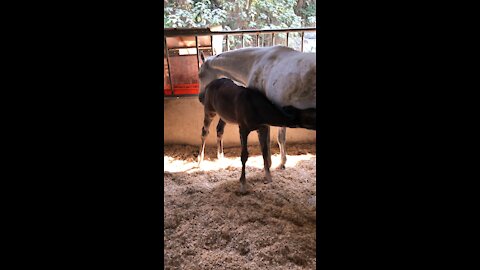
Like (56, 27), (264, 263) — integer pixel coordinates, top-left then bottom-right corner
(198, 45), (316, 169)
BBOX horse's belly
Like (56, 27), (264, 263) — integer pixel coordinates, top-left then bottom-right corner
(220, 116), (238, 124)
(214, 110), (237, 124)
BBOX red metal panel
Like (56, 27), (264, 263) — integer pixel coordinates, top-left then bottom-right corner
(164, 54), (214, 96)
(164, 83), (199, 96)
(164, 55), (200, 95)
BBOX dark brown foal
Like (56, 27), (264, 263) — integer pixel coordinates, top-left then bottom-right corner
(198, 78), (313, 194)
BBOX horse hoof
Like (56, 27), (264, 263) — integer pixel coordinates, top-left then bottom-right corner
(277, 164), (286, 170)
(239, 183), (247, 194)
(264, 175), (272, 184)
(308, 196), (316, 208)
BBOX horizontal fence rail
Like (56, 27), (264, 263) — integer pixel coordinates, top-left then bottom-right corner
(164, 27), (316, 37)
(164, 27), (316, 98)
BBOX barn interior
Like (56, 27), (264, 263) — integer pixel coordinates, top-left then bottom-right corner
(164, 27), (317, 269)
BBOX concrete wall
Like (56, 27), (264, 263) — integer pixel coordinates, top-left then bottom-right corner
(164, 97), (316, 146)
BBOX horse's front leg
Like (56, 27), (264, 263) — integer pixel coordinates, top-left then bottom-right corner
(239, 127), (250, 194)
(277, 127), (287, 169)
(257, 125), (272, 183)
(216, 119), (226, 160)
(198, 110), (215, 168)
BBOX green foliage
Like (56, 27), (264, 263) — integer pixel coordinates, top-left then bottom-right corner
(164, 0), (316, 29)
(164, 0), (228, 28)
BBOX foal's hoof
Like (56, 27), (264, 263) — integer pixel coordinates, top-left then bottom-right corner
(238, 182), (248, 195)
(237, 188), (248, 195)
(264, 176), (272, 184)
(277, 164), (286, 170)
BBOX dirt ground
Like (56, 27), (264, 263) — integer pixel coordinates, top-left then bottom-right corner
(164, 143), (317, 270)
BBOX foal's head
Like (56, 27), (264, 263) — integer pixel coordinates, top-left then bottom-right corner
(198, 53), (221, 103)
(282, 106), (317, 130)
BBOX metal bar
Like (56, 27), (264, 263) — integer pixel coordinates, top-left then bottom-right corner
(210, 34), (213, 55)
(163, 27), (316, 37)
(164, 94), (199, 100)
(301, 31), (304, 52)
(271, 33), (274, 46)
(165, 46), (215, 51)
(164, 36), (174, 96)
(195, 35), (200, 70)
(241, 34), (244, 48)
(225, 34), (229, 51)
(286, 32), (289, 47)
(211, 27), (315, 35)
(163, 28), (214, 36)
(256, 33), (259, 46)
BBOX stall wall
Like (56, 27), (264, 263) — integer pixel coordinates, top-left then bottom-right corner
(164, 98), (316, 147)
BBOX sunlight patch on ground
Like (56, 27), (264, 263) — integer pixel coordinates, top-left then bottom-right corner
(164, 153), (315, 173)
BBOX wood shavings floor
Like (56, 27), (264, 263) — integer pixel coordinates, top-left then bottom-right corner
(164, 143), (317, 270)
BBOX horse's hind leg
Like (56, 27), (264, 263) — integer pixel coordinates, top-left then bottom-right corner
(277, 127), (287, 169)
(239, 127), (250, 194)
(198, 110), (215, 167)
(216, 119), (226, 160)
(257, 125), (272, 183)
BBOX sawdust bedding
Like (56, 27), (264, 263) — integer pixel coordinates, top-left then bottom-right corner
(164, 143), (317, 269)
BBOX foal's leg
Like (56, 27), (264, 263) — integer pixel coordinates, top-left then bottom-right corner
(239, 127), (250, 194)
(277, 127), (287, 169)
(257, 125), (272, 183)
(216, 119), (226, 160)
(198, 111), (215, 167)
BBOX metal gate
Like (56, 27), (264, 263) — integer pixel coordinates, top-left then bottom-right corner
(164, 27), (316, 98)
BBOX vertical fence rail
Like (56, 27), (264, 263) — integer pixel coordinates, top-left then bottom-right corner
(210, 35), (213, 55)
(164, 36), (174, 96)
(225, 34), (229, 51)
(195, 36), (201, 71)
(301, 31), (305, 52)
